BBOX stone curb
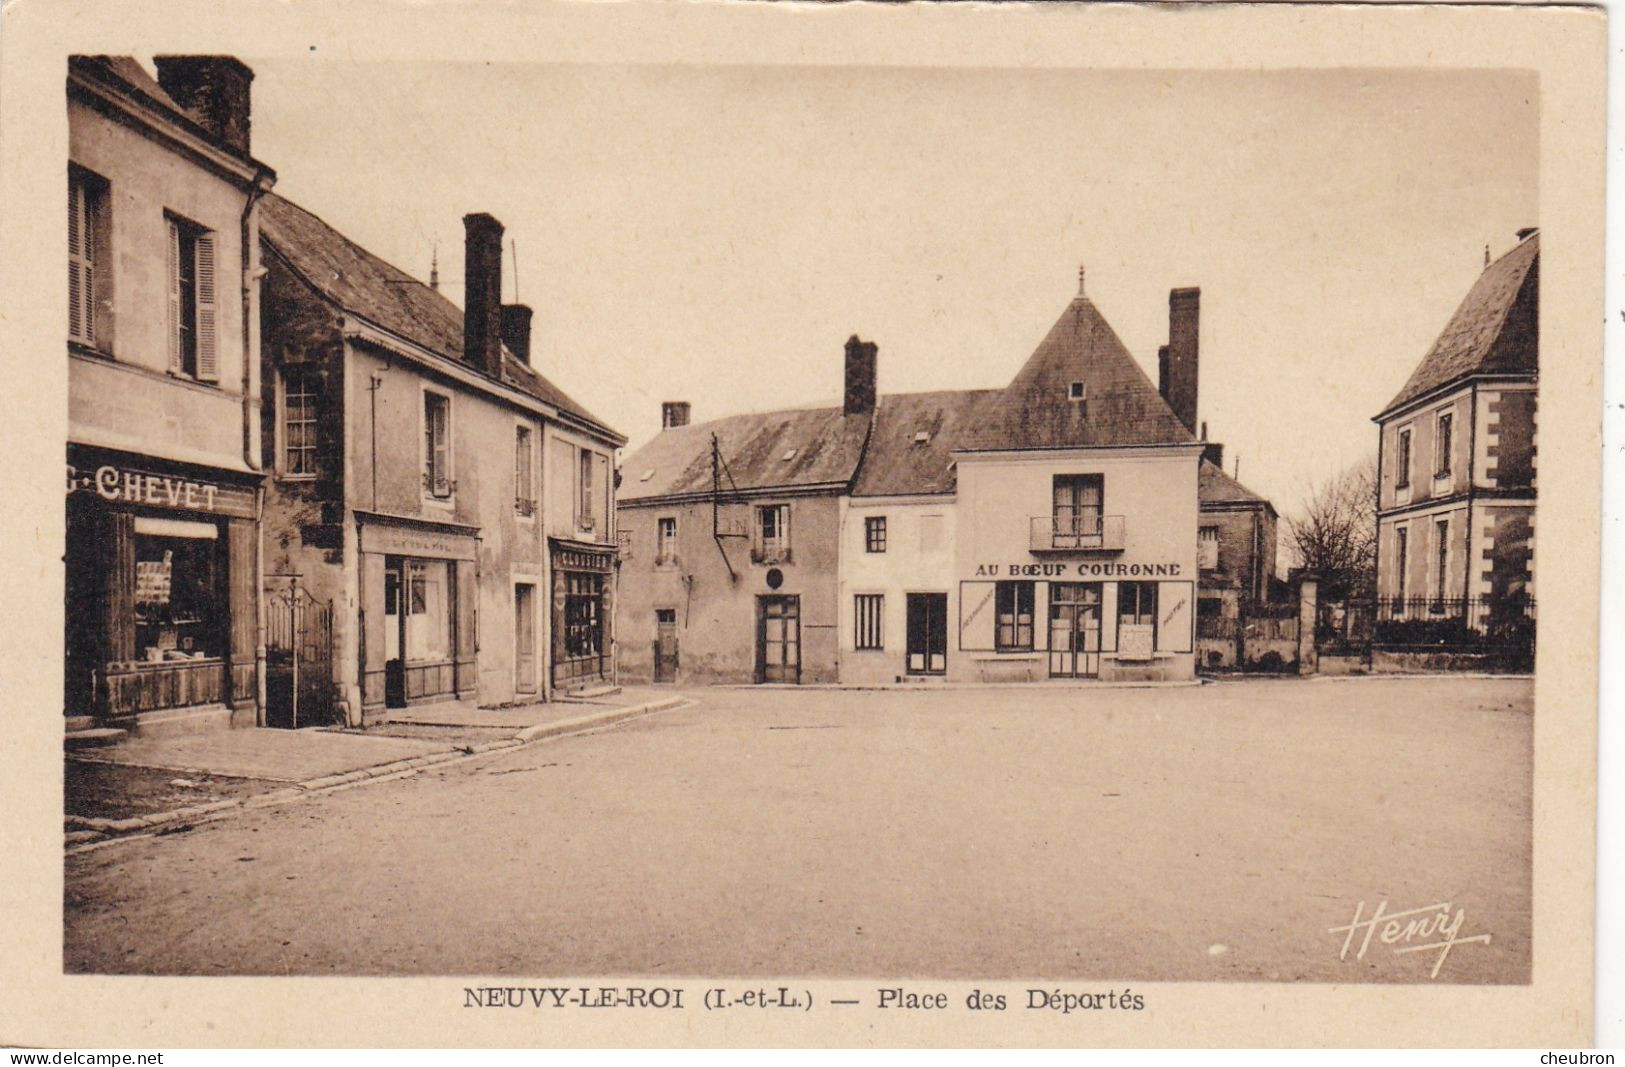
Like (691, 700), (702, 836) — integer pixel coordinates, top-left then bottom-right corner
(65, 695), (691, 852)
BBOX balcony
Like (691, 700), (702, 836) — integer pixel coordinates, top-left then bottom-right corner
(1029, 514), (1125, 554)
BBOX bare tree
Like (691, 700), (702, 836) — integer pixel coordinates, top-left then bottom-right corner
(1285, 458), (1378, 600)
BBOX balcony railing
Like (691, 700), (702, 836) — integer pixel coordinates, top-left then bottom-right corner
(1029, 514), (1125, 553)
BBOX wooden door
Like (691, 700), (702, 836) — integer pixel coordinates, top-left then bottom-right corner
(757, 596), (800, 684)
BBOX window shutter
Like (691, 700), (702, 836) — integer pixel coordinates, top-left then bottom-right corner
(594, 452), (610, 534)
(166, 219), (182, 373)
(432, 401), (450, 495)
(781, 504), (792, 562)
(67, 182), (95, 344)
(193, 233), (219, 381)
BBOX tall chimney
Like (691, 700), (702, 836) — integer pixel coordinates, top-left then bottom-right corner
(1165, 287), (1200, 436)
(844, 335), (878, 417)
(153, 56), (254, 155)
(500, 304), (533, 367)
(462, 213), (505, 377)
(661, 402), (692, 430)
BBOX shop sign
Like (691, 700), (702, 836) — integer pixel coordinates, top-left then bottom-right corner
(66, 462), (256, 519)
(971, 561), (1184, 578)
(360, 522), (478, 561)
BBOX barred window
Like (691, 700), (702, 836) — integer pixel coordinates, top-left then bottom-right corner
(854, 594), (884, 651)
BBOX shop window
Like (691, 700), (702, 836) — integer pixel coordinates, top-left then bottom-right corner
(564, 572), (604, 660)
(404, 559), (450, 662)
(1119, 581), (1158, 627)
(865, 515), (887, 553)
(423, 391), (452, 498)
(657, 516), (678, 565)
(68, 168), (110, 350)
(133, 519), (222, 663)
(514, 424), (535, 516)
(166, 213), (218, 382)
(995, 581), (1035, 651)
(854, 593), (884, 651)
(754, 504), (791, 564)
(1395, 428), (1412, 489)
(281, 366), (318, 478)
(1434, 411), (1453, 477)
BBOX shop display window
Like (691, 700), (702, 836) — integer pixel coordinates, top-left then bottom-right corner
(133, 521), (222, 663)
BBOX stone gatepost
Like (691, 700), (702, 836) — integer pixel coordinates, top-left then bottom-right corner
(1297, 577), (1319, 675)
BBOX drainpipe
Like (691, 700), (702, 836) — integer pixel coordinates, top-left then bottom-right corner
(241, 167), (272, 725)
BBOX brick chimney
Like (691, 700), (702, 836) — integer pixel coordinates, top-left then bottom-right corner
(844, 335), (878, 417)
(500, 304), (533, 367)
(1162, 287), (1200, 436)
(153, 56), (254, 155)
(462, 213), (505, 377)
(661, 402), (691, 430)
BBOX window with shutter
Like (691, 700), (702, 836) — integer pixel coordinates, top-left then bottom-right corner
(423, 391), (452, 498)
(167, 218), (182, 373)
(193, 234), (218, 381)
(67, 174), (101, 347)
(166, 213), (217, 383)
(578, 449), (595, 531)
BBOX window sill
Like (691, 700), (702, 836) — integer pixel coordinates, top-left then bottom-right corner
(278, 472), (318, 483)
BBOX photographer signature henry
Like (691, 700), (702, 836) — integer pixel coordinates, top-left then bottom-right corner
(1328, 900), (1492, 978)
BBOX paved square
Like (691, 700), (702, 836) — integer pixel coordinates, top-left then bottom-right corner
(65, 677), (1531, 982)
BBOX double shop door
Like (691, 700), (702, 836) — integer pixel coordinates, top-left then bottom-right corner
(906, 592), (948, 675)
(1048, 582), (1102, 678)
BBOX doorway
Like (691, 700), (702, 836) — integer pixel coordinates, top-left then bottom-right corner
(906, 592), (948, 675)
(756, 595), (800, 684)
(653, 608), (679, 683)
(514, 582), (538, 696)
(1048, 582), (1102, 678)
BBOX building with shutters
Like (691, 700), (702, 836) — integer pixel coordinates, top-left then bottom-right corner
(617, 270), (1242, 685)
(64, 56), (277, 732)
(257, 196), (624, 723)
(1373, 229), (1538, 631)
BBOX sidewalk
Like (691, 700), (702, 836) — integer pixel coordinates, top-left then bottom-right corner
(65, 688), (688, 849)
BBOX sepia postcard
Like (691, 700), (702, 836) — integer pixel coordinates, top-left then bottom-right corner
(0, 0), (1608, 1049)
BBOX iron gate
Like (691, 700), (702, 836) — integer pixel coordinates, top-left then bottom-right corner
(265, 581), (334, 729)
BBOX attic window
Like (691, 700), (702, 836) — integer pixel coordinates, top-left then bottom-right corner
(782, 449), (798, 462)
(639, 469), (655, 482)
(1069, 382), (1087, 401)
(913, 430), (931, 445)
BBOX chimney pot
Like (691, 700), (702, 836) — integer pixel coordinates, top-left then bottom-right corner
(463, 213), (505, 377)
(500, 304), (533, 367)
(153, 55), (255, 155)
(1165, 287), (1201, 437)
(844, 335), (878, 417)
(661, 402), (692, 430)
(1077, 265), (1086, 297)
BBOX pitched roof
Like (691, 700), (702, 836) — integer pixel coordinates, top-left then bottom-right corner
(620, 406), (871, 503)
(1381, 233), (1539, 417)
(259, 193), (621, 442)
(851, 389), (1002, 497)
(1199, 459), (1275, 515)
(957, 294), (1197, 452)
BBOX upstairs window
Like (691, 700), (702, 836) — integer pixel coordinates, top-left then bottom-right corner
(1052, 473), (1104, 544)
(423, 391), (452, 498)
(68, 169), (109, 349)
(577, 448), (595, 530)
(1199, 524), (1220, 571)
(657, 516), (678, 565)
(754, 504), (791, 564)
(865, 515), (887, 553)
(281, 366), (318, 478)
(514, 425), (535, 516)
(166, 214), (218, 383)
(1395, 428), (1412, 489)
(1435, 411), (1453, 477)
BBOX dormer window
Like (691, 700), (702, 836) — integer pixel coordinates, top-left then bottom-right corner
(913, 430), (931, 445)
(782, 449), (798, 462)
(1069, 381), (1086, 401)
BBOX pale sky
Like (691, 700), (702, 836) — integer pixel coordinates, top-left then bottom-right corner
(233, 61), (1537, 519)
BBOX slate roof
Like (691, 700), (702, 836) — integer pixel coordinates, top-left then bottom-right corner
(1380, 233), (1539, 417)
(70, 57), (273, 174)
(851, 389), (1003, 497)
(1199, 460), (1275, 516)
(259, 193), (621, 443)
(957, 294), (1197, 451)
(620, 406), (871, 504)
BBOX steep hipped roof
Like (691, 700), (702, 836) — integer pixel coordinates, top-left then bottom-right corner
(259, 193), (621, 443)
(958, 294), (1197, 451)
(1381, 233), (1539, 417)
(620, 406), (871, 503)
(852, 389), (1002, 497)
(1199, 459), (1276, 516)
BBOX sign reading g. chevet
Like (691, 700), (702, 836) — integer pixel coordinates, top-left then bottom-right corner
(65, 461), (257, 520)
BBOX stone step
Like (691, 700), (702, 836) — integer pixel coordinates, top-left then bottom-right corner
(64, 715), (97, 732)
(564, 684), (621, 700)
(65, 727), (128, 749)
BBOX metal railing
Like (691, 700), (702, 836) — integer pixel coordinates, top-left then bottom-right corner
(1029, 514), (1126, 553)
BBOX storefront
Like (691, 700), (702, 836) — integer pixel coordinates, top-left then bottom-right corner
(64, 445), (260, 722)
(550, 539), (615, 689)
(355, 513), (479, 710)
